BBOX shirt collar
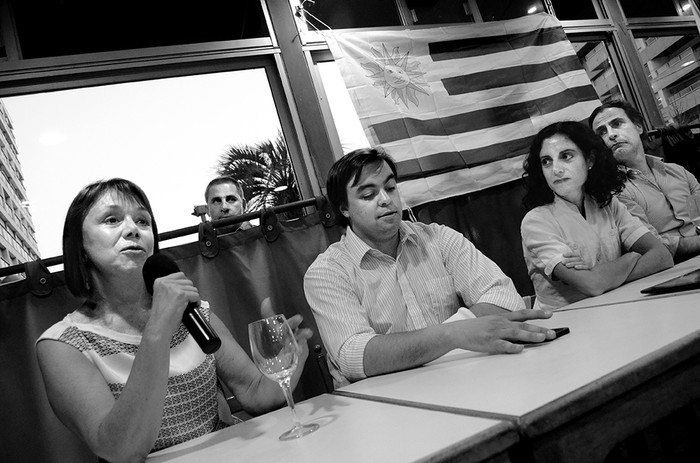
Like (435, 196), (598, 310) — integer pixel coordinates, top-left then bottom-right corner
(552, 194), (595, 213)
(399, 221), (419, 246)
(344, 226), (373, 265)
(620, 154), (665, 180)
(344, 221), (417, 265)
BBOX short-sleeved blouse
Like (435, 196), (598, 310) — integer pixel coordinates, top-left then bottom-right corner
(521, 195), (648, 310)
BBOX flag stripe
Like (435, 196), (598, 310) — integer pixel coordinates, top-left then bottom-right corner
(396, 137), (530, 180)
(371, 85), (598, 144)
(398, 156), (527, 208)
(439, 40), (577, 77)
(380, 100), (601, 164)
(364, 68), (592, 125)
(442, 55), (583, 95)
(394, 117), (590, 181)
(429, 27), (567, 61)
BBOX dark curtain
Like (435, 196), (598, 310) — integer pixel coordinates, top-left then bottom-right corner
(0, 273), (93, 463)
(161, 211), (343, 403)
(0, 208), (342, 463)
(411, 179), (534, 296)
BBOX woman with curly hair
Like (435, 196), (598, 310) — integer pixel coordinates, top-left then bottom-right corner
(521, 121), (672, 310)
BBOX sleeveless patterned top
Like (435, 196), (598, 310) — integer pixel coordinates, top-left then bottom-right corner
(37, 302), (228, 452)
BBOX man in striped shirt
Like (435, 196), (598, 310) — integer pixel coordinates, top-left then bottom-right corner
(590, 100), (700, 261)
(304, 147), (555, 386)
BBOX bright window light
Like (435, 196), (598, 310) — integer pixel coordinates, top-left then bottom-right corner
(683, 3), (691, 12)
(527, 6), (537, 14)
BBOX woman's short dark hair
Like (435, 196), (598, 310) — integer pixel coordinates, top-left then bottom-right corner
(326, 147), (398, 227)
(63, 178), (159, 298)
(522, 121), (626, 211)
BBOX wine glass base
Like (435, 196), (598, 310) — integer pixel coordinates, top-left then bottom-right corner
(279, 423), (320, 441)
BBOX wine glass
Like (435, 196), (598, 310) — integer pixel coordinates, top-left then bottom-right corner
(248, 314), (320, 440)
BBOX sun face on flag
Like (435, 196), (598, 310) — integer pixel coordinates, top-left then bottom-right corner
(361, 43), (429, 108)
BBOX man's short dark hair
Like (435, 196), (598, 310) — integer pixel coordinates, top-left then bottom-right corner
(205, 176), (245, 203)
(326, 147), (398, 227)
(588, 99), (647, 138)
(63, 178), (159, 299)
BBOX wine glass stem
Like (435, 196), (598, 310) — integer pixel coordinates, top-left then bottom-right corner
(278, 376), (303, 428)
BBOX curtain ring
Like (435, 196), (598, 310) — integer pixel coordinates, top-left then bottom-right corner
(260, 208), (281, 242)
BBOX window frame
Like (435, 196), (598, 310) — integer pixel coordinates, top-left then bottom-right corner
(0, 40), (320, 214)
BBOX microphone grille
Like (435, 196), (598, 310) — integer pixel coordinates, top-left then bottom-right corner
(142, 254), (180, 295)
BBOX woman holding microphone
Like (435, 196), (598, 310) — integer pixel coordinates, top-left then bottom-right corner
(36, 178), (312, 462)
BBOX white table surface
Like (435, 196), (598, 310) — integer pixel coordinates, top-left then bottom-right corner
(560, 255), (700, 310)
(337, 291), (700, 418)
(147, 393), (516, 463)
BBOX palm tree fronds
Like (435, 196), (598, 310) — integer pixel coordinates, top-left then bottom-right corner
(215, 131), (302, 219)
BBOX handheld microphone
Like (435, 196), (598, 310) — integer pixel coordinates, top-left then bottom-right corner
(142, 254), (222, 354)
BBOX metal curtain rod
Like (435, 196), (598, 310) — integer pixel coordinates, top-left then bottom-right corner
(0, 198), (320, 279)
(648, 123), (700, 138)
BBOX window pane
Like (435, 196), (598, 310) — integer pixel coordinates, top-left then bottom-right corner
(619, 0), (679, 18)
(406, 0), (475, 25)
(2, 69), (301, 258)
(572, 41), (623, 102)
(637, 35), (700, 125)
(0, 101), (39, 266)
(304, 0), (401, 29)
(10, 0), (269, 59)
(475, 0), (546, 22)
(550, 0), (598, 20)
(316, 61), (370, 154)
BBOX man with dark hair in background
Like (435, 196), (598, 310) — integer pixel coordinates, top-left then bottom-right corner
(590, 100), (700, 261)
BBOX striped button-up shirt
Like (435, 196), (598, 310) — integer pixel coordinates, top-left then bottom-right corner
(303, 221), (524, 384)
(618, 155), (700, 256)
